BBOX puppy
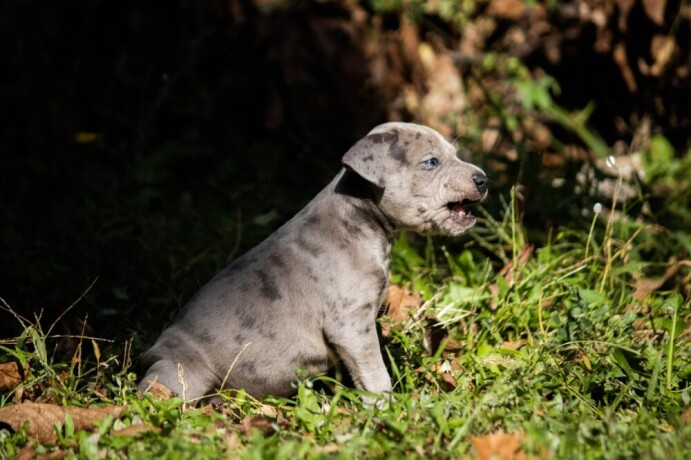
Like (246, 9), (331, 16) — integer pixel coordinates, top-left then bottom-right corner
(139, 122), (488, 403)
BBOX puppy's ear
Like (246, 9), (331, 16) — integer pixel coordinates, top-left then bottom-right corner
(342, 132), (397, 188)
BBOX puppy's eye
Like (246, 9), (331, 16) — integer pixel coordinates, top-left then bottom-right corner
(423, 157), (439, 168)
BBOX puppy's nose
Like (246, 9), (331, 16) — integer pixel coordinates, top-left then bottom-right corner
(472, 173), (488, 194)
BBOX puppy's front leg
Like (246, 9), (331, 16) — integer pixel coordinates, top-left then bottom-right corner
(326, 322), (392, 400)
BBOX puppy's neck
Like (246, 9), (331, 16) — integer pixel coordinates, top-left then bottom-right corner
(334, 170), (396, 239)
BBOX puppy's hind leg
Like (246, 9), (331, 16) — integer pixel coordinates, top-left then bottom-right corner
(138, 359), (212, 404)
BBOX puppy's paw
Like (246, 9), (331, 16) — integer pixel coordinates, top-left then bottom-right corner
(360, 391), (391, 410)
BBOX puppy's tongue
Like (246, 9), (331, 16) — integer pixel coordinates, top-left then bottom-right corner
(451, 203), (468, 216)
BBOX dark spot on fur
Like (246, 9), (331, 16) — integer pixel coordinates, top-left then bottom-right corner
(342, 206), (383, 240)
(366, 132), (396, 144)
(197, 329), (215, 344)
(260, 328), (277, 340)
(386, 132), (410, 166)
(360, 325), (372, 335)
(295, 234), (323, 257)
(255, 268), (282, 300)
(241, 315), (257, 329)
(341, 297), (356, 309)
(415, 132), (421, 139)
(235, 333), (247, 344)
(363, 154), (374, 162)
(360, 303), (372, 312)
(239, 360), (257, 375)
(268, 253), (286, 269)
(292, 354), (329, 376)
(304, 213), (321, 228)
(343, 217), (364, 237)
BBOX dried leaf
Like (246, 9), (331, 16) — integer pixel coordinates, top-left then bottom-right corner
(0, 402), (125, 443)
(482, 128), (501, 153)
(681, 407), (691, 424)
(642, 0), (666, 26)
(141, 380), (176, 400)
(613, 42), (638, 93)
(225, 431), (243, 450)
(111, 423), (161, 437)
(0, 361), (26, 391)
(471, 430), (537, 460)
(487, 0), (526, 21)
(633, 260), (688, 300)
(649, 35), (676, 76)
(417, 43), (466, 137)
(441, 372), (457, 389)
(441, 336), (464, 353)
(614, 0), (636, 32)
(240, 415), (275, 436)
(315, 444), (340, 454)
(501, 340), (525, 351)
(498, 245), (534, 280)
(37, 450), (70, 460)
(258, 403), (278, 418)
(383, 285), (422, 323)
(15, 446), (35, 460)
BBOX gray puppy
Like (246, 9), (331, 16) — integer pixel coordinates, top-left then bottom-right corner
(139, 122), (487, 403)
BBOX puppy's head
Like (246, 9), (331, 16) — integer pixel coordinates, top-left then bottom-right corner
(342, 122), (487, 236)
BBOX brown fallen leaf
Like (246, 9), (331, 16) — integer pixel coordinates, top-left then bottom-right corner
(384, 284), (422, 322)
(18, 448), (70, 460)
(441, 372), (457, 389)
(0, 402), (125, 444)
(487, 0), (526, 21)
(381, 284), (422, 337)
(416, 42), (465, 138)
(37, 450), (70, 460)
(15, 445), (35, 460)
(613, 42), (638, 93)
(681, 407), (691, 424)
(224, 430), (243, 451)
(633, 260), (689, 300)
(501, 340), (525, 351)
(141, 380), (176, 400)
(642, 0), (666, 26)
(240, 415), (275, 436)
(111, 423), (161, 437)
(0, 361), (26, 391)
(315, 444), (341, 454)
(471, 430), (537, 460)
(440, 336), (464, 353)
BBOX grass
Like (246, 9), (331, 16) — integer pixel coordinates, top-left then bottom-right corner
(1, 180), (689, 459)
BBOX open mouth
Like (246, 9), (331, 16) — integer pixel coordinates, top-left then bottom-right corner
(446, 199), (481, 224)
